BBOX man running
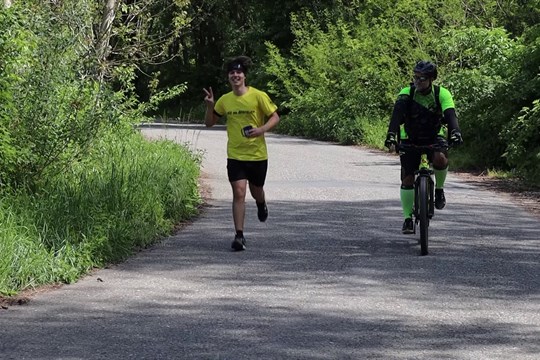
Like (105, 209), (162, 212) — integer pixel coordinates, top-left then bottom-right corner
(204, 56), (280, 251)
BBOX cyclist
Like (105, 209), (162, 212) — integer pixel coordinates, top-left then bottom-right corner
(385, 60), (463, 234)
(203, 55), (280, 251)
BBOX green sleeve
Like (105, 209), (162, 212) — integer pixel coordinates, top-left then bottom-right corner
(398, 86), (412, 98)
(439, 86), (455, 112)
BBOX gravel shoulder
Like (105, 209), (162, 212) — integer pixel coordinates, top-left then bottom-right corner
(453, 171), (540, 219)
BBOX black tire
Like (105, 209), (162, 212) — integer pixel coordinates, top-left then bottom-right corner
(419, 176), (429, 255)
(428, 177), (435, 218)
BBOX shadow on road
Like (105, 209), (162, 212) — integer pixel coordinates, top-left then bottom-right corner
(3, 197), (538, 359)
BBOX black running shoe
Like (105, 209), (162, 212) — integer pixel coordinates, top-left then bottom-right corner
(257, 202), (268, 222)
(402, 218), (414, 234)
(435, 189), (446, 210)
(231, 235), (246, 251)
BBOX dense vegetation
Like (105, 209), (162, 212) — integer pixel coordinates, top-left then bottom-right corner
(1, 0), (539, 296)
(0, 1), (200, 296)
(153, 0), (539, 184)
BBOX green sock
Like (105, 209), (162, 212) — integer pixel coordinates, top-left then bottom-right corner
(434, 166), (448, 189)
(400, 187), (414, 219)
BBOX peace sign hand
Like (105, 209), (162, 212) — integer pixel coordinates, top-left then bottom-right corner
(203, 87), (214, 105)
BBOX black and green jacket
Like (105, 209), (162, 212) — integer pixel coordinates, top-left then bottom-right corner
(388, 84), (459, 145)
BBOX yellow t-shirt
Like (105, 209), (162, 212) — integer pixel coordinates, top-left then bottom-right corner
(214, 86), (277, 161)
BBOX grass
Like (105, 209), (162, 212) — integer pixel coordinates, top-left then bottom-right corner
(0, 129), (201, 296)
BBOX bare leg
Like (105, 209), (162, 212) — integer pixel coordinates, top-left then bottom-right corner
(249, 183), (268, 222)
(433, 151), (449, 188)
(231, 180), (247, 231)
(432, 151), (448, 170)
(248, 183), (265, 203)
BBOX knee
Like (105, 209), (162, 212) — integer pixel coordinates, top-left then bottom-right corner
(232, 186), (247, 200)
(401, 175), (414, 187)
(433, 152), (448, 169)
(234, 191), (246, 200)
(249, 184), (264, 196)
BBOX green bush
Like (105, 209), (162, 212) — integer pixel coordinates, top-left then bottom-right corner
(0, 7), (23, 186)
(35, 130), (201, 264)
(433, 27), (520, 169)
(501, 27), (540, 184)
(0, 193), (93, 295)
(503, 100), (540, 185)
(264, 13), (410, 145)
(262, 2), (540, 182)
(0, 130), (201, 295)
(0, 3), (113, 189)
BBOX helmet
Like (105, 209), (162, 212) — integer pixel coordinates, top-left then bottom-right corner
(413, 61), (437, 80)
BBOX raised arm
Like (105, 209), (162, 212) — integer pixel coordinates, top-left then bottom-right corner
(203, 87), (219, 127)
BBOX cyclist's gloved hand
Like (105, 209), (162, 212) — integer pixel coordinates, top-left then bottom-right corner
(449, 129), (463, 146)
(385, 132), (397, 149)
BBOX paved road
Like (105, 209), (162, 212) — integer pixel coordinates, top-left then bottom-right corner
(1, 124), (539, 360)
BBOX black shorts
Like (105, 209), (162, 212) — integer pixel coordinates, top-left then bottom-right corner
(400, 151), (432, 178)
(399, 139), (448, 178)
(227, 159), (268, 187)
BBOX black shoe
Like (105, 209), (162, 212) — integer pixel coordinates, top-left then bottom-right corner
(435, 189), (446, 210)
(231, 235), (246, 251)
(257, 202), (268, 222)
(402, 218), (414, 234)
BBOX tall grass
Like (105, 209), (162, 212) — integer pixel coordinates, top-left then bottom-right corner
(0, 200), (52, 296)
(0, 130), (201, 296)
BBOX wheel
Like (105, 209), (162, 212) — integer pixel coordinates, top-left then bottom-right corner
(418, 176), (430, 255)
(428, 177), (435, 219)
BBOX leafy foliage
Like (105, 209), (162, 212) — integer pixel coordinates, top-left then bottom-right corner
(0, 3), (112, 188)
(263, 9), (416, 143)
(434, 26), (521, 168)
(0, 1), (200, 295)
(261, 0), (540, 184)
(0, 130), (201, 295)
(500, 27), (540, 183)
(0, 7), (19, 186)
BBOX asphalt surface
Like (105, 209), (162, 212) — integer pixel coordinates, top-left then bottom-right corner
(1, 124), (539, 360)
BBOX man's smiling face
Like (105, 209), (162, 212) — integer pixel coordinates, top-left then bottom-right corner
(228, 69), (245, 87)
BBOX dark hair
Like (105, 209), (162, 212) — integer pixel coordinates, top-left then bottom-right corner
(225, 56), (253, 74)
(413, 60), (437, 80)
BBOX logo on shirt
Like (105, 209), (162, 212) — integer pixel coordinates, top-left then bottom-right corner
(226, 110), (255, 115)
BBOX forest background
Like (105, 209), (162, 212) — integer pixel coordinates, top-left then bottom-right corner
(0, 0), (539, 297)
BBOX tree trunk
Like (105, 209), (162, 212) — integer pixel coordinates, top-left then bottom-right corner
(95, 0), (117, 81)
